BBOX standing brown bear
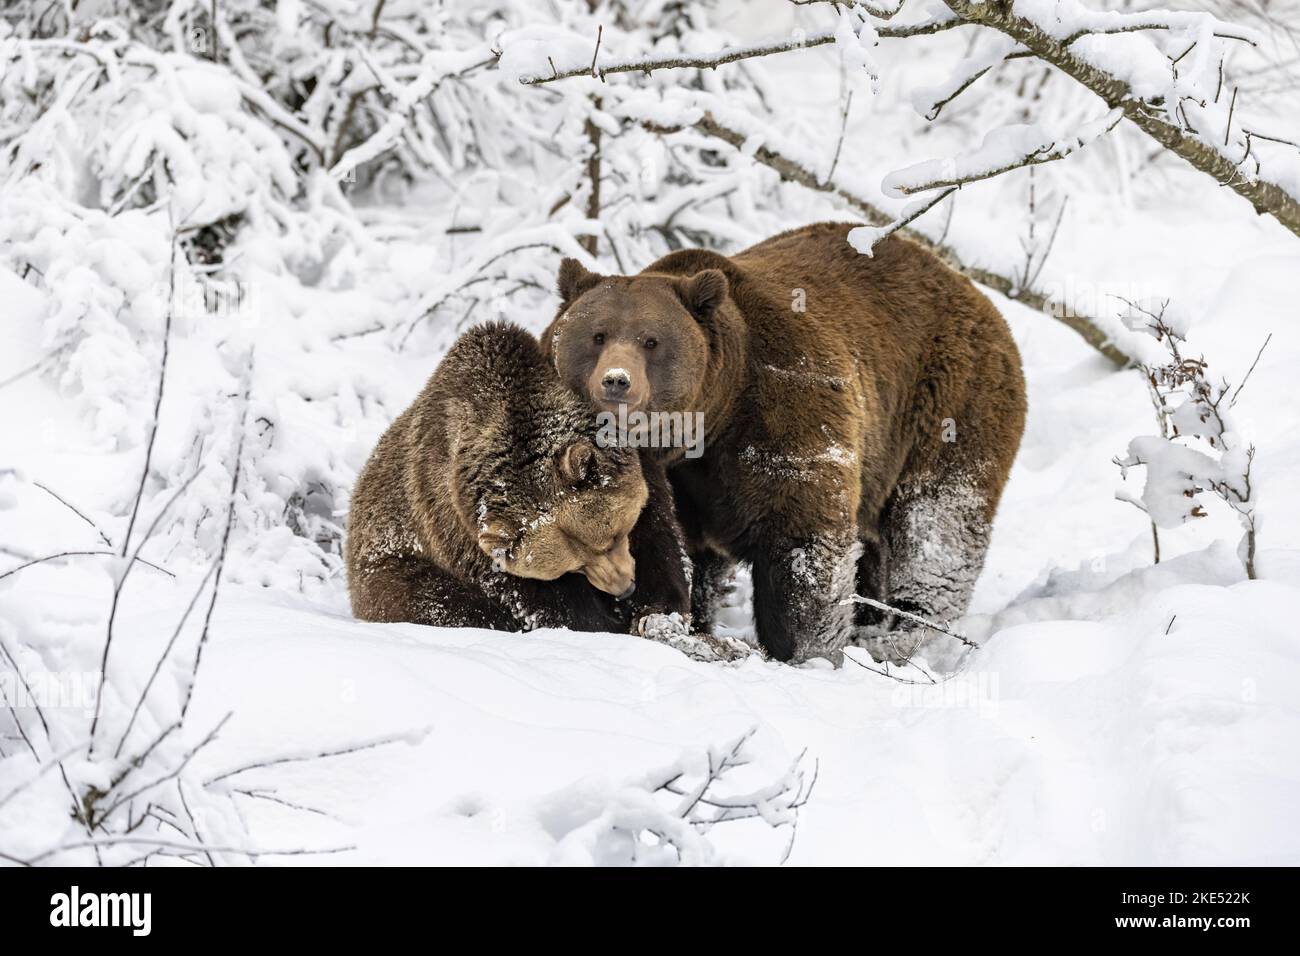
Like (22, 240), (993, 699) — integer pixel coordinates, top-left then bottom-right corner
(346, 322), (690, 635)
(542, 222), (1027, 664)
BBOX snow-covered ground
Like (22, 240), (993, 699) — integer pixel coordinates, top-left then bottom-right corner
(2, 1), (1299, 866)
(6, 225), (1297, 865)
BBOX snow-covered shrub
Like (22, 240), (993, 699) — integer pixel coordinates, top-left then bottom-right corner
(1114, 300), (1264, 579)
(1, 0), (795, 587)
(541, 728), (816, 866)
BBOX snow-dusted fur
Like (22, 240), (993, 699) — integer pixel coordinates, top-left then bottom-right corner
(549, 224), (1027, 665)
(855, 472), (991, 663)
(346, 322), (690, 634)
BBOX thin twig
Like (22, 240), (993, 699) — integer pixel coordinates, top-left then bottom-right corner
(33, 481), (112, 545)
(114, 559), (219, 758)
(1229, 332), (1272, 407)
(204, 728), (423, 786)
(179, 360), (254, 722)
(88, 227), (179, 754)
(841, 594), (978, 648)
(19, 835), (355, 865)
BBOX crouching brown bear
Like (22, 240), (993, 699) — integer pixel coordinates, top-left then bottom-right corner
(346, 322), (690, 634)
(542, 222), (1027, 664)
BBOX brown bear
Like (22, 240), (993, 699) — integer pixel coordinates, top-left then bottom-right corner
(346, 321), (690, 634)
(541, 222), (1027, 664)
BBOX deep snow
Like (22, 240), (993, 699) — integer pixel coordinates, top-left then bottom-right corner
(5, 244), (1298, 863)
(3, 1), (1300, 866)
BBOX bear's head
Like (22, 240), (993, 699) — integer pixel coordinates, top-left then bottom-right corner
(438, 326), (648, 600)
(473, 438), (647, 600)
(546, 258), (728, 417)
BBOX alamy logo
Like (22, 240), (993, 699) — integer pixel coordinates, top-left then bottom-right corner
(595, 406), (705, 459)
(49, 886), (152, 936)
(0, 670), (99, 716)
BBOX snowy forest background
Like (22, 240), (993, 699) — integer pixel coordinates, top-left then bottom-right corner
(1, 0), (1298, 865)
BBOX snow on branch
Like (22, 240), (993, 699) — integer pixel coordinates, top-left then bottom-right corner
(1113, 299), (1265, 579)
(881, 108), (1122, 196)
(912, 35), (1025, 120)
(615, 91), (1135, 366)
(545, 727), (818, 865)
(328, 50), (491, 183)
(505, 14), (962, 86)
(846, 188), (958, 253)
(940, 0), (1300, 239)
(856, 106), (1120, 258)
(789, 0), (908, 18)
(1003, 5), (1259, 48)
(396, 225), (597, 349)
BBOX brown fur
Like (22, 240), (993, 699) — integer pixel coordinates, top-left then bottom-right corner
(542, 223), (1027, 663)
(346, 322), (690, 633)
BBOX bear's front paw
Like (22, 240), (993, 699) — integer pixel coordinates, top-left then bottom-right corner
(635, 611), (691, 640)
(637, 613), (754, 664)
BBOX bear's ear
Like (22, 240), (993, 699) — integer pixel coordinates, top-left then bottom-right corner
(555, 439), (597, 486)
(557, 257), (603, 304)
(676, 269), (729, 322)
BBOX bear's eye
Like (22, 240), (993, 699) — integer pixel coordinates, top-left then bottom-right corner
(593, 333), (605, 345)
(644, 338), (658, 350)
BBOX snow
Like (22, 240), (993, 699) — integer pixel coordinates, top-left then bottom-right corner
(2, 0), (1300, 867)
(10, 541), (1293, 865)
(497, 25), (604, 83)
(6, 236), (1299, 863)
(882, 109), (1122, 197)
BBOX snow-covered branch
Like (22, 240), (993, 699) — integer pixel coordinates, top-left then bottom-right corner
(546, 728), (818, 865)
(620, 98), (1135, 366)
(508, 15), (962, 86)
(881, 108), (1122, 196)
(1114, 299), (1265, 578)
(941, 0), (1300, 238)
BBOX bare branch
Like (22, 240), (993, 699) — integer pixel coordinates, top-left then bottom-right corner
(842, 594), (979, 649)
(179, 360), (255, 722)
(33, 480), (112, 546)
(0, 550), (118, 582)
(113, 558), (219, 758)
(203, 727), (427, 787)
(19, 834), (355, 865)
(1229, 332), (1272, 407)
(0, 740), (88, 812)
(93, 713), (233, 827)
(88, 226), (180, 755)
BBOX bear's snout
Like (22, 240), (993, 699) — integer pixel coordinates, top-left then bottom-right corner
(587, 343), (648, 413)
(601, 367), (632, 398)
(580, 534), (636, 597)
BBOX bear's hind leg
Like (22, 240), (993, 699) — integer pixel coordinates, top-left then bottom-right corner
(865, 473), (991, 663)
